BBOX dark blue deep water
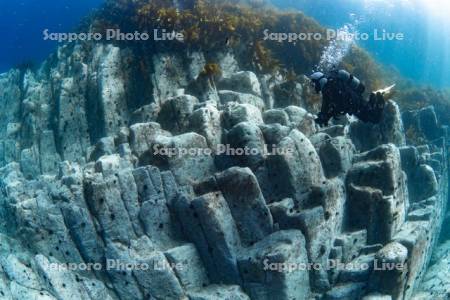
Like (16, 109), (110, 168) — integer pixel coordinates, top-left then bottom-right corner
(0, 0), (103, 72)
(1, 0), (449, 88)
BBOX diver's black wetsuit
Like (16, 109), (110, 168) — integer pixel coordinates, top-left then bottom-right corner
(313, 70), (385, 126)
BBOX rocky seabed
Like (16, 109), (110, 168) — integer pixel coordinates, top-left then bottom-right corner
(0, 43), (448, 300)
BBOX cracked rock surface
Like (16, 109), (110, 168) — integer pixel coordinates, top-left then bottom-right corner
(0, 42), (448, 300)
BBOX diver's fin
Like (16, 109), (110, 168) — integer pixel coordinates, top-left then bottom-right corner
(374, 84), (396, 96)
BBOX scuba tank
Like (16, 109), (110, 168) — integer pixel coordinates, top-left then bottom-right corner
(336, 69), (365, 94)
(310, 69), (365, 94)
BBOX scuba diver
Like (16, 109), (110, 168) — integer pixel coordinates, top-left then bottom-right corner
(310, 69), (394, 126)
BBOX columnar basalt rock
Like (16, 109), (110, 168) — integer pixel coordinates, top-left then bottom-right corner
(218, 90), (266, 111)
(215, 167), (273, 247)
(319, 136), (355, 178)
(403, 106), (443, 143)
(368, 242), (409, 299)
(267, 129), (326, 204)
(345, 144), (408, 244)
(225, 122), (267, 170)
(0, 39), (448, 300)
(158, 94), (200, 134)
(238, 230), (311, 300)
(189, 101), (222, 148)
(349, 100), (406, 151)
(175, 191), (242, 285)
(218, 71), (263, 97)
(222, 102), (264, 129)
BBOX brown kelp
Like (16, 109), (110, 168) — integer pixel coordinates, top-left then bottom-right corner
(87, 0), (450, 122)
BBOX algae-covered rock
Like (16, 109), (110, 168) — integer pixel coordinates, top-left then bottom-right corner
(0, 2), (447, 299)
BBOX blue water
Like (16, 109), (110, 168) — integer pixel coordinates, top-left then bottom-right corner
(1, 0), (449, 88)
(0, 0), (104, 72)
(272, 0), (450, 88)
